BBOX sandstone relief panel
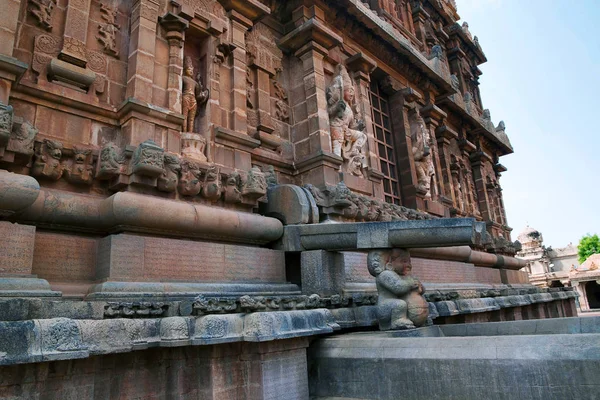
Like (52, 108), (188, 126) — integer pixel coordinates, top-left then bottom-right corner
(326, 65), (367, 177)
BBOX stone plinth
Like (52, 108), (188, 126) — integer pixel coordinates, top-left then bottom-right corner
(0, 222), (58, 297)
(90, 233), (293, 299)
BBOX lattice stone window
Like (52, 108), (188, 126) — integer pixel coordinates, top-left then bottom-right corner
(369, 80), (401, 205)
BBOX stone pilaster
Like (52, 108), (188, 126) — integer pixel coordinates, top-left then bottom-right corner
(470, 150), (494, 223)
(159, 12), (189, 114)
(59, 0), (91, 67)
(126, 0), (159, 105)
(280, 5), (343, 188)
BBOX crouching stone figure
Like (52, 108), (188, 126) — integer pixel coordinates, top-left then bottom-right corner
(367, 249), (429, 330)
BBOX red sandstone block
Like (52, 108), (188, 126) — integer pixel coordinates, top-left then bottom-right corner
(32, 232), (97, 282)
(0, 222), (35, 276)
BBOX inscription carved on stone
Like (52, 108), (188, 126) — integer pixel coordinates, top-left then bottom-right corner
(0, 222), (36, 275)
(368, 249), (429, 330)
(326, 65), (367, 177)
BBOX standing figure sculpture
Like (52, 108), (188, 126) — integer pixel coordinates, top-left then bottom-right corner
(367, 249), (429, 330)
(411, 110), (435, 198)
(326, 64), (367, 177)
(182, 56), (209, 133)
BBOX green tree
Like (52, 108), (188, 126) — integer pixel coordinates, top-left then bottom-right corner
(577, 234), (600, 264)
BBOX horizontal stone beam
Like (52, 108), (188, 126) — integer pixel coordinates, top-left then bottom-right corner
(0, 170), (283, 245)
(409, 246), (527, 270)
(278, 218), (488, 252)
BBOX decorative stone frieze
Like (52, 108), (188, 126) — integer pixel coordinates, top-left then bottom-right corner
(31, 139), (64, 180)
(64, 145), (95, 185)
(157, 153), (181, 193)
(104, 302), (169, 318)
(200, 165), (222, 201)
(96, 141), (125, 180)
(304, 182), (433, 223)
(131, 139), (165, 178)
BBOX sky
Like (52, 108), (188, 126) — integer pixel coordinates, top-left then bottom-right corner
(455, 0), (600, 248)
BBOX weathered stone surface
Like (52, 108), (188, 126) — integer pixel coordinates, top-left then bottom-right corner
(308, 320), (600, 400)
(262, 184), (319, 225)
(279, 218), (488, 252)
(0, 222), (35, 275)
(96, 234), (286, 283)
(301, 250), (345, 296)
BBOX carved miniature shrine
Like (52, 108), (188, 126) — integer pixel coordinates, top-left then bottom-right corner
(0, 0), (579, 399)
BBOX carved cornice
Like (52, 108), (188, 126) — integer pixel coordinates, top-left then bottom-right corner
(217, 0), (270, 23)
(278, 18), (342, 55)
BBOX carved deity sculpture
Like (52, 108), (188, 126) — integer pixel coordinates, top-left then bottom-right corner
(32, 138), (63, 180)
(368, 249), (429, 330)
(182, 57), (209, 133)
(411, 110), (435, 198)
(326, 64), (367, 177)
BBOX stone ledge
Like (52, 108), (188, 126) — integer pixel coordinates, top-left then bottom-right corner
(0, 309), (337, 366)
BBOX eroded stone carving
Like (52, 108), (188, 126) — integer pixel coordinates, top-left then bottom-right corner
(181, 132), (207, 162)
(241, 166), (267, 202)
(0, 104), (13, 145)
(326, 65), (367, 177)
(304, 183), (433, 222)
(200, 165), (221, 201)
(411, 110), (435, 198)
(157, 153), (181, 192)
(65, 145), (94, 185)
(28, 0), (56, 30)
(132, 140), (164, 178)
(223, 171), (242, 204)
(98, 3), (120, 57)
(105, 302), (168, 318)
(32, 138), (63, 180)
(368, 249), (429, 330)
(96, 141), (124, 180)
(178, 159), (202, 196)
(273, 80), (289, 122)
(182, 56), (209, 133)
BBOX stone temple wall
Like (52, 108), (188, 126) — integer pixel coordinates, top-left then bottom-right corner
(0, 0), (577, 398)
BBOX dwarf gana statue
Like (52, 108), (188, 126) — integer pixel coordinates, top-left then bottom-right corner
(182, 56), (210, 133)
(326, 64), (367, 177)
(411, 110), (435, 198)
(368, 249), (429, 330)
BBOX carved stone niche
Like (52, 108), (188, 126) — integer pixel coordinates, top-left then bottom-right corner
(63, 145), (96, 185)
(31, 138), (64, 180)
